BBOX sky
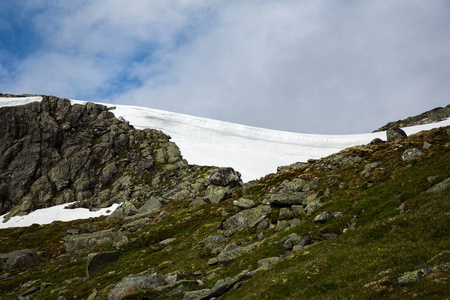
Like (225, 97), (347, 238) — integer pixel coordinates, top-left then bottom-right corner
(0, 1), (449, 134)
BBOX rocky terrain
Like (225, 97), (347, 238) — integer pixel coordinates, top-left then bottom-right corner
(0, 96), (449, 299)
(374, 105), (450, 132)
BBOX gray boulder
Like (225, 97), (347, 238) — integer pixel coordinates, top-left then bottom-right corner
(233, 198), (255, 209)
(0, 249), (41, 271)
(386, 127), (407, 142)
(106, 201), (138, 220)
(222, 205), (271, 231)
(266, 192), (309, 206)
(63, 230), (126, 252)
(402, 148), (422, 161)
(280, 233), (303, 250)
(108, 272), (166, 300)
(204, 185), (231, 204)
(427, 177), (450, 193)
(216, 243), (259, 264)
(86, 251), (120, 278)
(138, 196), (162, 213)
(313, 211), (334, 223)
(206, 167), (242, 187)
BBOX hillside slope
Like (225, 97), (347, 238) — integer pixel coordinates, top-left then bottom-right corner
(0, 108), (449, 299)
(2, 95), (449, 182)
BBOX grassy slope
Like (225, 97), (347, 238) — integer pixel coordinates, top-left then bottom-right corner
(0, 127), (449, 299)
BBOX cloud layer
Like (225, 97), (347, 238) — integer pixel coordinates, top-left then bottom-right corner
(1, 0), (449, 133)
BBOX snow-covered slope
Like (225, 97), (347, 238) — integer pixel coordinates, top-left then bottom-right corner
(1, 96), (449, 228)
(1, 96), (449, 183)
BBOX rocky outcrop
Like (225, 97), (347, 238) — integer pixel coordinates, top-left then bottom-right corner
(0, 249), (41, 271)
(0, 95), (215, 217)
(374, 105), (450, 132)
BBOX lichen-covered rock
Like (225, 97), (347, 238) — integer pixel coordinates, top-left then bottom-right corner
(106, 201), (138, 220)
(257, 257), (280, 270)
(427, 177), (450, 193)
(200, 235), (228, 250)
(0, 249), (41, 271)
(62, 230), (126, 252)
(138, 196), (162, 213)
(313, 211), (334, 223)
(204, 185), (231, 204)
(216, 243), (259, 263)
(222, 205), (271, 231)
(233, 198), (254, 209)
(280, 233), (303, 250)
(402, 148), (422, 161)
(386, 127), (407, 142)
(108, 272), (166, 300)
(265, 192), (309, 206)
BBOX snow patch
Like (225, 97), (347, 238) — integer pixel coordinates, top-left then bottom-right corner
(0, 202), (120, 228)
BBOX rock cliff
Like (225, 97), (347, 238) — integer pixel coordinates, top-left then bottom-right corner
(0, 95), (236, 219)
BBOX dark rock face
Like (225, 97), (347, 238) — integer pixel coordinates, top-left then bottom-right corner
(0, 249), (41, 271)
(0, 95), (214, 217)
(86, 251), (120, 278)
(386, 127), (407, 142)
(206, 167), (242, 187)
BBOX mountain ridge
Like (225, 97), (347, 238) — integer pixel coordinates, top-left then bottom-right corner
(0, 94), (449, 299)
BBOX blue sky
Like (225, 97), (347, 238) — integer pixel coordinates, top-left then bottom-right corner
(1, 1), (449, 134)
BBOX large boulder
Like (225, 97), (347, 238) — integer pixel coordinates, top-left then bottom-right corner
(62, 230), (126, 252)
(108, 272), (167, 300)
(206, 168), (242, 187)
(386, 127), (407, 142)
(0, 249), (41, 271)
(86, 251), (120, 278)
(222, 205), (271, 231)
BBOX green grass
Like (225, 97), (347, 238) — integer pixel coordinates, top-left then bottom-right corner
(1, 127), (449, 299)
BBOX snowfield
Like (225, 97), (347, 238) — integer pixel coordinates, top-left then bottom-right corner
(1, 96), (449, 227)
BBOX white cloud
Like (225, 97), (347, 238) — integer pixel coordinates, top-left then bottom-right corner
(2, 0), (450, 133)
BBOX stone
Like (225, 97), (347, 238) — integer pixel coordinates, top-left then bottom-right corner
(216, 243), (259, 264)
(138, 196), (162, 213)
(233, 198), (255, 209)
(183, 289), (210, 300)
(106, 201), (138, 220)
(280, 233), (303, 250)
(427, 177), (450, 193)
(0, 249), (41, 271)
(274, 219), (301, 232)
(222, 205), (271, 231)
(62, 230), (125, 252)
(398, 268), (433, 284)
(257, 257), (280, 270)
(427, 176), (438, 183)
(370, 138), (384, 145)
(422, 141), (432, 149)
(206, 167), (242, 187)
(402, 148), (422, 161)
(386, 127), (407, 142)
(200, 235), (228, 250)
(266, 192), (309, 206)
(204, 185), (231, 204)
(108, 272), (167, 300)
(86, 251), (120, 278)
(338, 182), (347, 189)
(314, 211), (334, 223)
